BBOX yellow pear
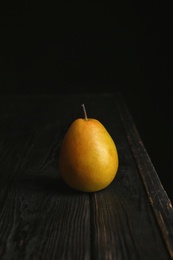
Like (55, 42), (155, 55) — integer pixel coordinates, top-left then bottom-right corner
(58, 104), (119, 192)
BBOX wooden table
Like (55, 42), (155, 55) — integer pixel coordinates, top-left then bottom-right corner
(0, 93), (173, 260)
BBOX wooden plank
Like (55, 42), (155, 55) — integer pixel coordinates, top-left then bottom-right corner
(0, 94), (172, 259)
(115, 93), (173, 258)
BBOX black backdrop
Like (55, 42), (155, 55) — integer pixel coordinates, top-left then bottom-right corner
(1, 1), (172, 201)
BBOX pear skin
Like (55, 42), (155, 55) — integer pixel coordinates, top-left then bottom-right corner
(58, 105), (119, 192)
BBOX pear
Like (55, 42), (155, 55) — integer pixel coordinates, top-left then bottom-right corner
(58, 104), (119, 192)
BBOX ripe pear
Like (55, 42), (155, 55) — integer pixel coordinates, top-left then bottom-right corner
(58, 104), (119, 192)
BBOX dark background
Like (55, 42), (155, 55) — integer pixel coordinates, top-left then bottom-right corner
(0, 1), (172, 201)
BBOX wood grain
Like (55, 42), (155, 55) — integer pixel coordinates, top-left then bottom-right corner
(116, 93), (173, 258)
(0, 94), (172, 259)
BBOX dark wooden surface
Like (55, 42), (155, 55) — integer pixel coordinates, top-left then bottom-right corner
(0, 93), (173, 260)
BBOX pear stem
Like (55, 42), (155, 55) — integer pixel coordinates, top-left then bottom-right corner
(81, 104), (88, 120)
